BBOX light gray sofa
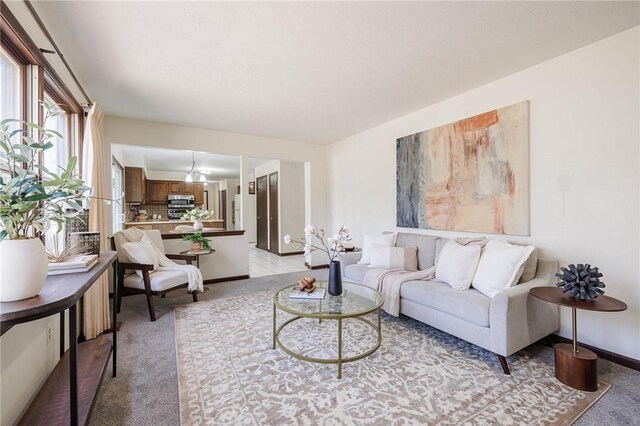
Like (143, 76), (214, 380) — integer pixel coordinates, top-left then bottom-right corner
(339, 232), (559, 374)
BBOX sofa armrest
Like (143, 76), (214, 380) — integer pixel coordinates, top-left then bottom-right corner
(337, 251), (363, 278)
(489, 258), (560, 356)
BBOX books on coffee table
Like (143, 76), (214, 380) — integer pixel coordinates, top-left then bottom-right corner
(289, 288), (326, 300)
(48, 254), (99, 275)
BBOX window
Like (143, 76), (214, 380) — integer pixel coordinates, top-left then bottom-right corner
(42, 93), (70, 176)
(0, 48), (22, 126)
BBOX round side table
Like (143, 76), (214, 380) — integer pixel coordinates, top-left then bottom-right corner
(530, 286), (627, 391)
(179, 248), (215, 268)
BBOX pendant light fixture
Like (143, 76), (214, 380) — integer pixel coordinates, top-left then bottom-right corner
(185, 152), (207, 183)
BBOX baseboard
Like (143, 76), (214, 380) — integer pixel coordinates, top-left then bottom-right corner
(279, 251), (304, 256)
(549, 334), (640, 371)
(203, 275), (250, 284)
(305, 262), (329, 270)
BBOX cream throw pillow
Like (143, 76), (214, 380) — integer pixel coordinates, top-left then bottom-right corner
(121, 240), (159, 276)
(435, 241), (481, 290)
(358, 233), (397, 265)
(472, 239), (535, 298)
(369, 244), (418, 271)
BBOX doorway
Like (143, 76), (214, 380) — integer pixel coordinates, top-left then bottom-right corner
(220, 190), (227, 229)
(268, 172), (279, 254)
(256, 175), (268, 251)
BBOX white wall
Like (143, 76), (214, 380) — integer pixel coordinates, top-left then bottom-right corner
(327, 27), (640, 360)
(279, 161), (306, 254)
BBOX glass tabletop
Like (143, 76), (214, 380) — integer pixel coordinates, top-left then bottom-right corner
(274, 282), (384, 319)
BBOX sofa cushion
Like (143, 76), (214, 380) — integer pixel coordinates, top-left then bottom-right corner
(344, 264), (371, 283)
(394, 233), (439, 270)
(435, 241), (481, 290)
(358, 233), (397, 265)
(472, 239), (534, 298)
(369, 244), (418, 271)
(400, 280), (491, 327)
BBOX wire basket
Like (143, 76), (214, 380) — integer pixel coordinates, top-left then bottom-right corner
(68, 231), (101, 255)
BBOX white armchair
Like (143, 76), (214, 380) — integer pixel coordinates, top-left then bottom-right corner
(111, 229), (199, 321)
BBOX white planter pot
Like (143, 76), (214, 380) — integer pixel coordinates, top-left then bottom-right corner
(193, 219), (203, 231)
(0, 238), (48, 302)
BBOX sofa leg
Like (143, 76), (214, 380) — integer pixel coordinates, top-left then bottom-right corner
(192, 292), (198, 302)
(497, 355), (511, 375)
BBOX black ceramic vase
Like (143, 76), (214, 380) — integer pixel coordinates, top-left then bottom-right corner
(328, 261), (343, 296)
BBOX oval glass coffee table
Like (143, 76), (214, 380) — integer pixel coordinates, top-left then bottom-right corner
(273, 281), (384, 379)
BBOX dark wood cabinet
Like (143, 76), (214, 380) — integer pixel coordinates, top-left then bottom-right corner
(146, 181), (168, 204)
(194, 183), (204, 205)
(124, 167), (146, 204)
(183, 182), (194, 194)
(168, 181), (183, 194)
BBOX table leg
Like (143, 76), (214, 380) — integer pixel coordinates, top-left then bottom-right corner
(59, 311), (65, 358)
(112, 259), (118, 378)
(69, 303), (78, 426)
(337, 319), (343, 379)
(572, 306), (578, 354)
(272, 303), (276, 350)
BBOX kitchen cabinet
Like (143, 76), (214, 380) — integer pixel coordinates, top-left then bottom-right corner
(194, 183), (204, 205)
(183, 182), (194, 194)
(168, 181), (183, 194)
(124, 167), (146, 204)
(147, 181), (168, 204)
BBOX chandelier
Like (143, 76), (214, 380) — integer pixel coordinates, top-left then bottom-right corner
(185, 152), (207, 183)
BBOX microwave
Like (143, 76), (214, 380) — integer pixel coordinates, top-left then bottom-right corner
(167, 194), (195, 207)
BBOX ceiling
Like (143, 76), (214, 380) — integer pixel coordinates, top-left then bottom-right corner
(17, 1), (640, 144)
(114, 144), (274, 179)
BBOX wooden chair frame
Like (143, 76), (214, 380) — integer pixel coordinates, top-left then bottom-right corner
(110, 238), (199, 321)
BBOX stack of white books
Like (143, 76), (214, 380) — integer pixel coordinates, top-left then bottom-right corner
(48, 254), (99, 276)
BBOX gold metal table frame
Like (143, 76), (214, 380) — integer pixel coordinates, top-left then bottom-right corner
(272, 282), (384, 379)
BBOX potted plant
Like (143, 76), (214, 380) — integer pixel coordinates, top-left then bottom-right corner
(0, 102), (91, 302)
(181, 208), (213, 231)
(284, 225), (351, 295)
(182, 232), (211, 251)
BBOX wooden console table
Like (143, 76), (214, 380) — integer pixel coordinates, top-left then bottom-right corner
(0, 251), (118, 425)
(530, 286), (627, 391)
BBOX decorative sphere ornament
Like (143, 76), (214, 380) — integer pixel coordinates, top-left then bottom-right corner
(556, 264), (605, 301)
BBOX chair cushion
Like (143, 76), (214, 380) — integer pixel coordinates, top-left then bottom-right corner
(400, 280), (491, 327)
(123, 269), (189, 292)
(394, 233), (439, 270)
(344, 264), (371, 283)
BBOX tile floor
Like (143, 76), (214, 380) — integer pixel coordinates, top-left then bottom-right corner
(249, 244), (308, 277)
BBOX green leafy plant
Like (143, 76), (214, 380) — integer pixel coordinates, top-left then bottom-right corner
(182, 232), (211, 250)
(0, 101), (92, 241)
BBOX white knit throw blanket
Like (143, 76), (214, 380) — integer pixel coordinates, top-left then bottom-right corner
(120, 228), (204, 293)
(362, 237), (488, 316)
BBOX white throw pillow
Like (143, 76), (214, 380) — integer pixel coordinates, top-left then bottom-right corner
(435, 241), (481, 290)
(472, 239), (535, 298)
(358, 233), (397, 265)
(369, 244), (418, 271)
(121, 240), (159, 274)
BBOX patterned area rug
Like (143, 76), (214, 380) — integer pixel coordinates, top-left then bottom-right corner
(175, 291), (609, 425)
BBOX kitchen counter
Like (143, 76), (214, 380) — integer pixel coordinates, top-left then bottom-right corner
(124, 219), (224, 225)
(124, 220), (225, 233)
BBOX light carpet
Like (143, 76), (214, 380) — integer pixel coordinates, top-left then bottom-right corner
(175, 290), (609, 425)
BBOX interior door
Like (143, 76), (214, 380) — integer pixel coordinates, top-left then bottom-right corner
(268, 172), (279, 254)
(220, 190), (227, 229)
(256, 175), (268, 251)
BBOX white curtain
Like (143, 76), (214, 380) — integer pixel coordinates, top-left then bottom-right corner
(82, 103), (111, 339)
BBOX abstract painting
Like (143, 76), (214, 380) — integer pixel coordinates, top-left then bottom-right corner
(397, 101), (529, 235)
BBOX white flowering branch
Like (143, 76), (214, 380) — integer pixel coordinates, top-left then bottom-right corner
(284, 225), (351, 263)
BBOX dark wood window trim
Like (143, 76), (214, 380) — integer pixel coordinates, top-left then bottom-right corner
(1, 3), (83, 113)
